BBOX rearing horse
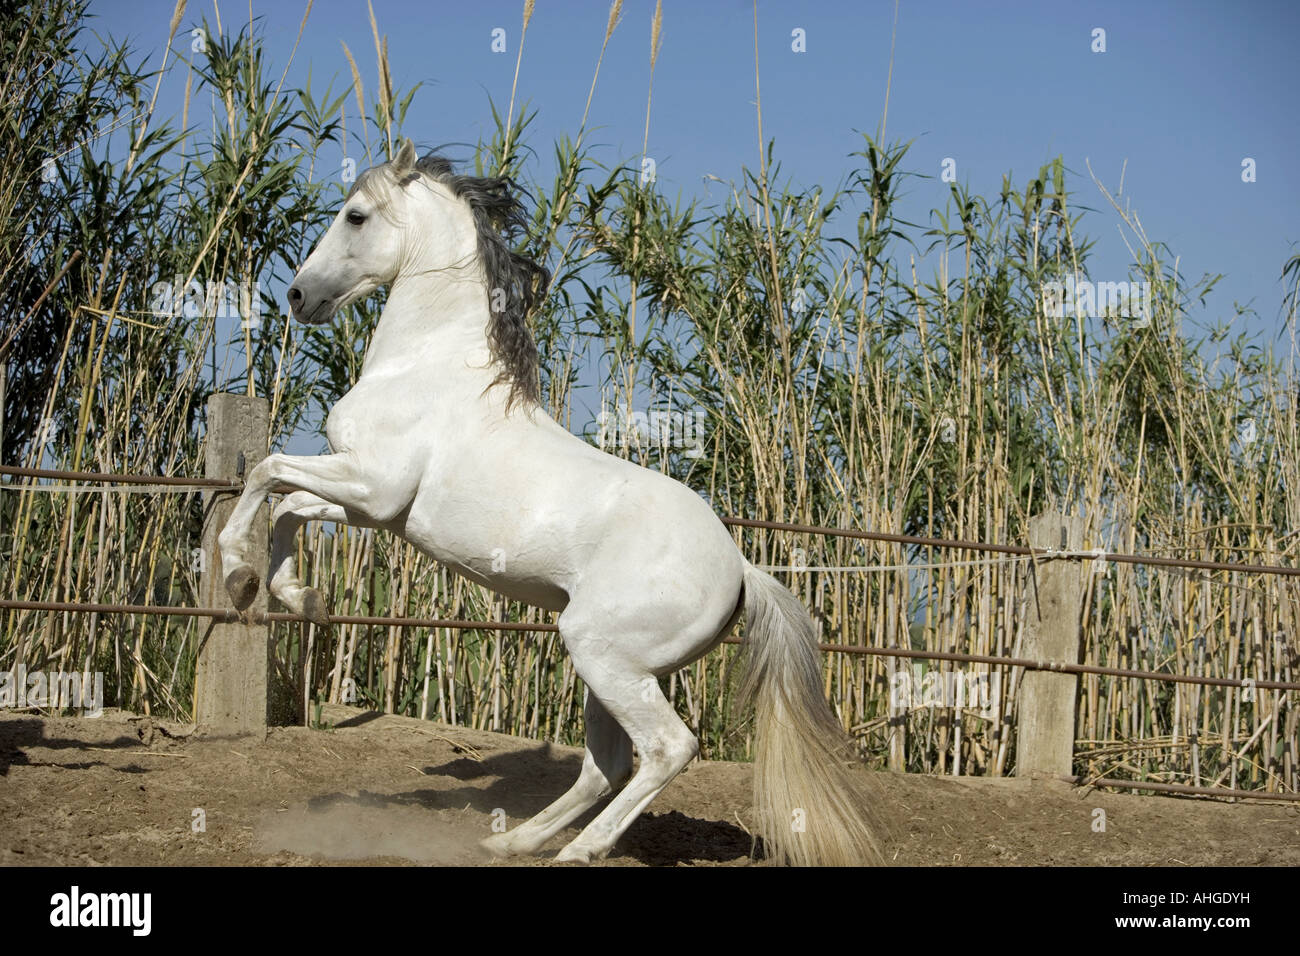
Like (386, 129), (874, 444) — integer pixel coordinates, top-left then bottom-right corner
(217, 140), (881, 865)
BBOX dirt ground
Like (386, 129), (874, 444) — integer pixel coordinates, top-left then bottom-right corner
(1, 703), (1297, 867)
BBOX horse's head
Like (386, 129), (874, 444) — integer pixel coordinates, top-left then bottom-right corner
(287, 138), (548, 410)
(287, 140), (462, 324)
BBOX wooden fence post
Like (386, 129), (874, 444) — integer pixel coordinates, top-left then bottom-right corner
(1016, 511), (1087, 779)
(195, 393), (271, 737)
(0, 363), (6, 550)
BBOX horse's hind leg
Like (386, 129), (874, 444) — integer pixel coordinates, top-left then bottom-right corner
(481, 690), (632, 858)
(267, 491), (352, 625)
(554, 653), (699, 863)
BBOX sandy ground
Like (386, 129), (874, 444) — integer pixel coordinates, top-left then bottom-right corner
(1, 704), (1297, 867)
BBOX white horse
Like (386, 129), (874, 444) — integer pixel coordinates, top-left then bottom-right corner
(217, 140), (881, 865)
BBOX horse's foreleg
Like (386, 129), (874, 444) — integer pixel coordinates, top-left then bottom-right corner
(481, 691), (632, 859)
(267, 491), (359, 625)
(218, 452), (401, 610)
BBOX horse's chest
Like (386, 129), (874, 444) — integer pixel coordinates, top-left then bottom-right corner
(324, 384), (417, 453)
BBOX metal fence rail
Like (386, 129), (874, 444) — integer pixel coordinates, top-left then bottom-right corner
(3, 598), (1295, 692)
(2, 458), (1295, 804)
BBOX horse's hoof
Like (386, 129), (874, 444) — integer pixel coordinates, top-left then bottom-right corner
(554, 844), (594, 864)
(301, 588), (330, 626)
(480, 833), (515, 858)
(225, 567), (259, 610)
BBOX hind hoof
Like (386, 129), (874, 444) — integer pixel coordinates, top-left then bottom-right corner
(554, 843), (596, 864)
(225, 567), (259, 610)
(480, 833), (513, 858)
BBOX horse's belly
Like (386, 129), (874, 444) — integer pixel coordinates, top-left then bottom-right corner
(448, 561), (570, 613)
(396, 522), (571, 613)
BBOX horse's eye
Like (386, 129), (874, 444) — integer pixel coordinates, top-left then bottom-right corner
(346, 209), (367, 226)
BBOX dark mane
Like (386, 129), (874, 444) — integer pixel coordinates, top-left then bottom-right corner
(413, 154), (549, 412)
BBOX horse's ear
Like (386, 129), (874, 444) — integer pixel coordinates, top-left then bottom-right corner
(392, 138), (417, 173)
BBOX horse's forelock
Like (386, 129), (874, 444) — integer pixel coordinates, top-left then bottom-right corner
(345, 163), (408, 221)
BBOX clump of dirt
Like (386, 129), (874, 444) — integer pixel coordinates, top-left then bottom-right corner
(1, 704), (1296, 866)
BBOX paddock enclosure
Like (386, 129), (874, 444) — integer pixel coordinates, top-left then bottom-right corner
(3, 705), (1296, 866)
(4, 1), (1299, 866)
(1, 419), (1298, 866)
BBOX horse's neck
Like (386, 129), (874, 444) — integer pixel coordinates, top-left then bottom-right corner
(361, 271), (494, 394)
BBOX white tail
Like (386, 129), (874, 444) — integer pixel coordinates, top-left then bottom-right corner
(737, 562), (884, 866)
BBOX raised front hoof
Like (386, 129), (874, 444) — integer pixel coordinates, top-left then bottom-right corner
(301, 588), (330, 627)
(224, 567), (260, 611)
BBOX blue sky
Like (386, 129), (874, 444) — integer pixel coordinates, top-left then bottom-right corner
(91, 0), (1300, 447)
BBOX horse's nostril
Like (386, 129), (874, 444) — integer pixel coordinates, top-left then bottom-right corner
(287, 286), (304, 311)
